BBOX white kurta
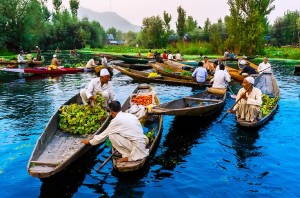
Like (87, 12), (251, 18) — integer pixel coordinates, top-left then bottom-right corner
(89, 112), (149, 161)
(258, 62), (271, 73)
(80, 78), (115, 106)
(211, 70), (231, 89)
(86, 59), (96, 68)
(233, 87), (262, 122)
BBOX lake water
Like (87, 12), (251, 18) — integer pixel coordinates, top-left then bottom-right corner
(0, 59), (300, 197)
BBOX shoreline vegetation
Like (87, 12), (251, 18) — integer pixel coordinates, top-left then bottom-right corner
(1, 46), (299, 64)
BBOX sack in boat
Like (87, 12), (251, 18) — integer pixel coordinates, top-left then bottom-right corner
(207, 87), (226, 95)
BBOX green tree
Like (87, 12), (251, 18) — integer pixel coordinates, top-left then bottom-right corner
(163, 11), (172, 31)
(209, 19), (226, 54)
(53, 0), (62, 14)
(69, 0), (80, 18)
(185, 16), (198, 32)
(176, 6), (186, 39)
(225, 0), (275, 54)
(141, 16), (165, 48)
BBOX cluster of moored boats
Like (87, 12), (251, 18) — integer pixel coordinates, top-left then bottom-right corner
(25, 54), (279, 178)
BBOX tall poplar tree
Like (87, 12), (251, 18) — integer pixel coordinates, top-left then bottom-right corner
(176, 6), (186, 39)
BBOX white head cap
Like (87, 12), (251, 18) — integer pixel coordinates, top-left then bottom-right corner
(53, 54), (57, 58)
(100, 68), (110, 76)
(245, 76), (255, 84)
(242, 55), (247, 59)
(240, 60), (246, 65)
(36, 46), (39, 48)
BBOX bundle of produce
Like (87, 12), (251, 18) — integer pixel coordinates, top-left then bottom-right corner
(58, 93), (109, 135)
(164, 68), (173, 73)
(131, 94), (153, 106)
(261, 94), (279, 117)
(180, 71), (192, 76)
(148, 72), (161, 78)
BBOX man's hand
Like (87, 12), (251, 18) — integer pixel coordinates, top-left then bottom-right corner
(118, 157), (128, 163)
(241, 94), (248, 100)
(227, 109), (236, 114)
(90, 96), (96, 100)
(81, 139), (90, 144)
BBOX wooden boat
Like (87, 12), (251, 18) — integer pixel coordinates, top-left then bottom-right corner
(112, 84), (163, 172)
(0, 67), (89, 74)
(114, 62), (152, 70)
(226, 61), (259, 82)
(113, 55), (152, 64)
(180, 61), (198, 66)
(122, 54), (154, 60)
(237, 72), (279, 127)
(164, 60), (194, 70)
(149, 62), (192, 80)
(151, 88), (226, 116)
(112, 65), (211, 87)
(27, 94), (111, 178)
(0, 60), (44, 66)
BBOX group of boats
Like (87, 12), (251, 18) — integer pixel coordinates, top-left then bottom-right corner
(25, 53), (279, 179)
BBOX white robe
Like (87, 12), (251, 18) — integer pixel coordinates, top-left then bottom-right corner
(210, 70), (231, 89)
(80, 78), (115, 106)
(233, 87), (262, 122)
(89, 112), (149, 161)
(258, 62), (271, 73)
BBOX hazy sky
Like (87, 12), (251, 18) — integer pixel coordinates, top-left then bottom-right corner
(52, 0), (300, 28)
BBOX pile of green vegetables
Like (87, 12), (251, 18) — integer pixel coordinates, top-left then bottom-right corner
(164, 68), (173, 73)
(180, 71), (192, 76)
(58, 93), (108, 135)
(261, 94), (279, 117)
(145, 127), (156, 144)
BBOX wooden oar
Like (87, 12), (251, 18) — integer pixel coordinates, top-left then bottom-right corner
(97, 150), (118, 171)
(218, 84), (253, 123)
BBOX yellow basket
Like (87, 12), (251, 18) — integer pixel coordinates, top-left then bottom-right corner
(207, 87), (226, 95)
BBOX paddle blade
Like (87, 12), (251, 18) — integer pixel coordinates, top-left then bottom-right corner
(231, 94), (237, 99)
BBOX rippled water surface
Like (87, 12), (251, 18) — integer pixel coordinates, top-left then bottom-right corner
(0, 59), (300, 197)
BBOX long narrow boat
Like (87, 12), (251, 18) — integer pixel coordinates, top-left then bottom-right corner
(163, 60), (195, 70)
(112, 84), (163, 172)
(0, 60), (44, 66)
(112, 65), (211, 87)
(238, 72), (280, 127)
(27, 94), (111, 178)
(114, 62), (152, 70)
(0, 67), (91, 74)
(149, 62), (192, 80)
(113, 55), (153, 64)
(151, 88), (226, 116)
(122, 54), (154, 60)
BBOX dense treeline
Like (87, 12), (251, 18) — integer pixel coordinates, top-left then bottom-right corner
(0, 0), (299, 56)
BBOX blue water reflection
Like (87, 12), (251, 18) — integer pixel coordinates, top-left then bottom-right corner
(0, 59), (300, 197)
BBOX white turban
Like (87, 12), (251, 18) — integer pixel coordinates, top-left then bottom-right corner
(53, 54), (57, 58)
(100, 68), (110, 76)
(245, 76), (255, 84)
(239, 60), (246, 65)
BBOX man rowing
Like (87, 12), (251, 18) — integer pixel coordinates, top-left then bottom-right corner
(81, 100), (149, 163)
(229, 77), (262, 123)
(258, 57), (272, 73)
(210, 63), (231, 89)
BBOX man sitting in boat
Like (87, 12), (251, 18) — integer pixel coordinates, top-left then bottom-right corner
(192, 62), (208, 83)
(229, 77), (262, 123)
(210, 63), (231, 89)
(239, 62), (257, 76)
(203, 56), (214, 74)
(80, 68), (115, 107)
(175, 51), (182, 61)
(258, 57), (272, 73)
(17, 51), (27, 63)
(81, 100), (149, 163)
(48, 54), (60, 70)
(147, 49), (153, 58)
(86, 57), (98, 69)
(100, 54), (108, 66)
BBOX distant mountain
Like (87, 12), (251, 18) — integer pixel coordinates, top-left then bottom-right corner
(78, 7), (141, 32)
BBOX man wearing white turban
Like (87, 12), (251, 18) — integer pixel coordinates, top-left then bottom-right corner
(80, 68), (115, 107)
(230, 76), (262, 122)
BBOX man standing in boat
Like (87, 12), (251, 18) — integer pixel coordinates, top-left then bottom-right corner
(229, 77), (262, 123)
(35, 46), (42, 61)
(80, 68), (115, 107)
(81, 100), (149, 163)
